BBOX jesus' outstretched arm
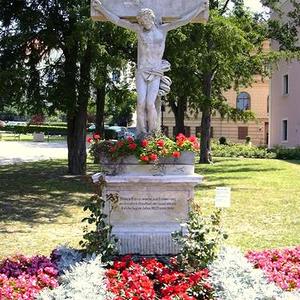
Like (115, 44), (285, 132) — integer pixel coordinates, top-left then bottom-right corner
(92, 0), (139, 32)
(162, 1), (208, 32)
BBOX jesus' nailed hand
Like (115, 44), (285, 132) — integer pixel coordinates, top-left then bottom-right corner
(91, 0), (208, 135)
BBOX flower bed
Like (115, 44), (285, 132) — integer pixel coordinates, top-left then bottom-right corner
(246, 247), (300, 291)
(2, 246), (300, 299)
(0, 255), (58, 300)
(106, 255), (212, 300)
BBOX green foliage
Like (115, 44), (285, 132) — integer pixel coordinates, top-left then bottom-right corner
(172, 209), (227, 271)
(271, 146), (300, 160)
(105, 82), (137, 127)
(165, 2), (299, 163)
(80, 191), (118, 261)
(0, 0), (135, 174)
(3, 125), (67, 136)
(211, 143), (276, 159)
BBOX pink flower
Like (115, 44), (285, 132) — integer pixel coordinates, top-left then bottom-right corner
(93, 133), (101, 140)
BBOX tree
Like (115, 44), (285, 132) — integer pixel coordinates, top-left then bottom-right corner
(0, 0), (134, 174)
(165, 0), (298, 163)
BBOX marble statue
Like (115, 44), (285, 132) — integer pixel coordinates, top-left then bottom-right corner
(92, 0), (208, 135)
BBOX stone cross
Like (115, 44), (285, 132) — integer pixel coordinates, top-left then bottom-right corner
(91, 0), (209, 136)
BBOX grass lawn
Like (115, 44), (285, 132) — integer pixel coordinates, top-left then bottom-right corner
(0, 158), (299, 258)
(195, 158), (300, 251)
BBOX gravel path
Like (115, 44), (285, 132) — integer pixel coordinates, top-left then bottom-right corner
(0, 141), (68, 165)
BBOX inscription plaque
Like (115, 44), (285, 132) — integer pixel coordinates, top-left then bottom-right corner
(120, 197), (176, 211)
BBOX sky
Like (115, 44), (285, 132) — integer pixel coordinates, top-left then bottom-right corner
(244, 0), (265, 13)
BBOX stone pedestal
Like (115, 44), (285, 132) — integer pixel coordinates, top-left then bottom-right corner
(104, 174), (202, 255)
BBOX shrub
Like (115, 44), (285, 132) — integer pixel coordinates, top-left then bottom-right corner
(30, 114), (45, 125)
(3, 125), (68, 136)
(50, 246), (83, 274)
(37, 256), (111, 300)
(211, 143), (276, 159)
(271, 146), (300, 160)
(172, 210), (228, 271)
(79, 177), (119, 261)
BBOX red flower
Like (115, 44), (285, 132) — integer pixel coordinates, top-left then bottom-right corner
(172, 151), (181, 158)
(86, 137), (93, 143)
(127, 136), (134, 143)
(188, 135), (197, 143)
(149, 153), (158, 161)
(140, 154), (149, 162)
(113, 261), (127, 270)
(141, 139), (149, 148)
(110, 146), (117, 153)
(93, 133), (101, 140)
(156, 139), (165, 148)
(106, 269), (119, 278)
(128, 143), (137, 150)
(117, 141), (125, 148)
(176, 133), (186, 141)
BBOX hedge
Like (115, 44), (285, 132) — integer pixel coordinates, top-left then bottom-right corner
(271, 146), (300, 160)
(1, 125), (68, 136)
(211, 143), (276, 159)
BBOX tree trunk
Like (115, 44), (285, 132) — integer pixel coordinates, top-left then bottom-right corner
(67, 43), (92, 175)
(170, 96), (186, 136)
(200, 107), (212, 163)
(95, 83), (106, 136)
(200, 73), (213, 164)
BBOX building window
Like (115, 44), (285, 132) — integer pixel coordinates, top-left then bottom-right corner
(267, 95), (270, 114)
(282, 119), (288, 141)
(238, 126), (248, 140)
(210, 127), (214, 138)
(237, 92), (251, 111)
(283, 74), (289, 95)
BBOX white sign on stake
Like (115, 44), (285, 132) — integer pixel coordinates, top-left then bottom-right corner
(215, 187), (231, 208)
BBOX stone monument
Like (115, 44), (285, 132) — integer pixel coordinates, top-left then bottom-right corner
(92, 0), (209, 136)
(91, 0), (208, 255)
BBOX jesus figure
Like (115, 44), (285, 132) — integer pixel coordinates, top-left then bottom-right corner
(92, 0), (208, 135)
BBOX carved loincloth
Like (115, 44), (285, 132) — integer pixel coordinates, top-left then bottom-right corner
(137, 60), (172, 97)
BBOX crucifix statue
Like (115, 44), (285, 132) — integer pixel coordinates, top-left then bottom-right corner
(92, 0), (209, 136)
